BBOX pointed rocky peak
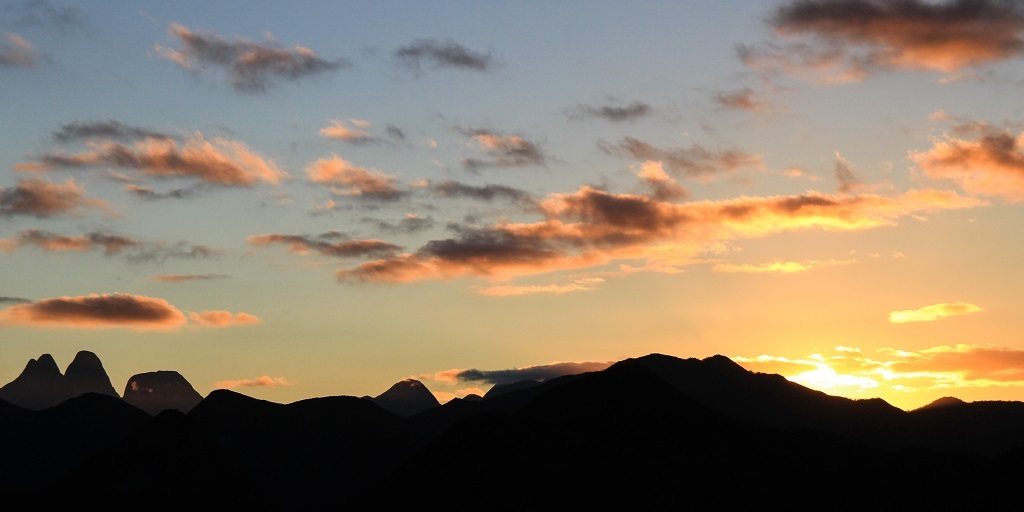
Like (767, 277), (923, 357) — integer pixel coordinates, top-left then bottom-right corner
(0, 353), (68, 410)
(123, 370), (203, 416)
(26, 353), (62, 378)
(64, 350), (119, 398)
(372, 378), (441, 418)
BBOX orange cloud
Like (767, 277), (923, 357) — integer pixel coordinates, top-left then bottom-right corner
(339, 185), (981, 284)
(888, 301), (982, 324)
(636, 160), (688, 200)
(17, 132), (286, 186)
(911, 125), (1024, 201)
(476, 277), (604, 296)
(247, 232), (401, 259)
(0, 293), (187, 330)
(0, 178), (107, 218)
(743, 0), (1024, 82)
(601, 137), (762, 181)
(214, 376), (292, 388)
(188, 310), (261, 327)
(320, 119), (375, 143)
(1, 32), (43, 68)
(305, 155), (404, 199)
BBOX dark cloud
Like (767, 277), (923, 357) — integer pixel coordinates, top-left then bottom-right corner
(154, 23), (349, 93)
(599, 137), (762, 179)
(566, 101), (652, 121)
(0, 293), (187, 330)
(385, 124), (406, 140)
(457, 128), (546, 171)
(395, 38), (494, 72)
(450, 361), (613, 385)
(53, 120), (173, 143)
(248, 231), (402, 259)
(125, 183), (206, 201)
(361, 215), (436, 234)
(4, 229), (218, 263)
(744, 0), (1024, 82)
(0, 178), (105, 218)
(0, 32), (42, 68)
(3, 0), (88, 33)
(911, 122), (1024, 201)
(433, 180), (536, 204)
(0, 296), (31, 304)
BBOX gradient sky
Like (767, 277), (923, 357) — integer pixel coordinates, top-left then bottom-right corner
(3, 0), (1024, 411)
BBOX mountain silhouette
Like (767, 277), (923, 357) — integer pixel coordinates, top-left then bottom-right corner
(122, 370), (203, 415)
(0, 351), (118, 410)
(370, 378), (440, 418)
(4, 351), (1024, 510)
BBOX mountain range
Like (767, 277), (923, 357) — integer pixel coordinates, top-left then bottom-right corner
(2, 351), (1023, 510)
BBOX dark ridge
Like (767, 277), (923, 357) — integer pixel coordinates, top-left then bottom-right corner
(0, 353), (67, 410)
(123, 370), (203, 415)
(916, 396), (967, 411)
(371, 378), (441, 418)
(482, 378), (542, 399)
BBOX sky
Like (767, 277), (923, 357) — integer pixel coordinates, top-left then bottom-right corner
(2, 0), (1024, 411)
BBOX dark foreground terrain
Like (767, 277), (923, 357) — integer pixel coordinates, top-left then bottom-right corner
(2, 352), (1023, 510)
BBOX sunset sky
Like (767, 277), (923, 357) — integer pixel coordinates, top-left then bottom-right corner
(3, 0), (1024, 411)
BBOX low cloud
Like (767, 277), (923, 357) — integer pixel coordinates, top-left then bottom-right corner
(215, 376), (293, 388)
(566, 101), (653, 121)
(18, 132), (287, 187)
(338, 185), (982, 284)
(600, 137), (762, 181)
(0, 296), (31, 304)
(248, 231), (401, 259)
(188, 310), (261, 327)
(0, 178), (106, 218)
(432, 360), (614, 386)
(742, 0), (1024, 83)
(395, 38), (494, 72)
(475, 277), (604, 296)
(889, 301), (983, 323)
(911, 123), (1024, 202)
(154, 22), (348, 93)
(320, 119), (376, 144)
(0, 32), (43, 68)
(125, 183), (206, 201)
(306, 155), (405, 199)
(635, 160), (688, 200)
(2, 229), (218, 263)
(0, 293), (188, 330)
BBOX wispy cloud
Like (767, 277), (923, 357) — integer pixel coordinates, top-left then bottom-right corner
(599, 137), (762, 181)
(566, 100), (653, 121)
(475, 277), (605, 296)
(741, 0), (1024, 83)
(248, 231), (401, 259)
(214, 375), (293, 388)
(153, 22), (348, 93)
(2, 229), (218, 263)
(0, 32), (43, 68)
(911, 123), (1024, 202)
(635, 160), (688, 200)
(0, 296), (31, 304)
(432, 180), (536, 205)
(4, 0), (88, 33)
(395, 38), (495, 72)
(18, 132), (287, 187)
(151, 274), (229, 282)
(52, 120), (173, 143)
(0, 178), (107, 218)
(713, 258), (855, 274)
(459, 128), (546, 171)
(361, 214), (436, 234)
(712, 87), (773, 113)
(889, 301), (983, 324)
(188, 310), (261, 327)
(306, 155), (405, 199)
